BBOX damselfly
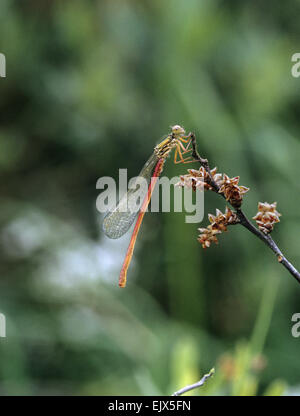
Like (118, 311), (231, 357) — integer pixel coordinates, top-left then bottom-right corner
(103, 125), (195, 287)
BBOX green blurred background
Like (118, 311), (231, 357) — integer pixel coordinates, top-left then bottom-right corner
(0, 0), (300, 396)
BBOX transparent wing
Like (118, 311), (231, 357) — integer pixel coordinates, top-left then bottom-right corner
(103, 153), (159, 239)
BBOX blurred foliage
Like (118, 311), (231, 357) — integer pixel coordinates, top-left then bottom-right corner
(0, 0), (300, 395)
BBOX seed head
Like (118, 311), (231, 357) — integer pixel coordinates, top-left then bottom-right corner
(176, 166), (222, 191)
(218, 174), (249, 207)
(198, 225), (221, 249)
(253, 202), (281, 234)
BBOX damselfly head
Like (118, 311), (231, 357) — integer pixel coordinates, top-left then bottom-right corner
(171, 125), (185, 138)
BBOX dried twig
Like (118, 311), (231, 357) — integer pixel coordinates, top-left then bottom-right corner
(172, 368), (215, 396)
(188, 133), (300, 286)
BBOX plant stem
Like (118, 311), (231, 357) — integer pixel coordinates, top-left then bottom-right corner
(189, 133), (300, 286)
(172, 368), (215, 396)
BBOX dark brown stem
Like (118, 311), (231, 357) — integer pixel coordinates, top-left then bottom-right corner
(190, 133), (219, 193)
(189, 132), (300, 286)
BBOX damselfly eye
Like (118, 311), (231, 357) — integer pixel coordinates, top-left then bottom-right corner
(171, 125), (185, 136)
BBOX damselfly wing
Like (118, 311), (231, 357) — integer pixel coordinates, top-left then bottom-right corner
(103, 153), (159, 239)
